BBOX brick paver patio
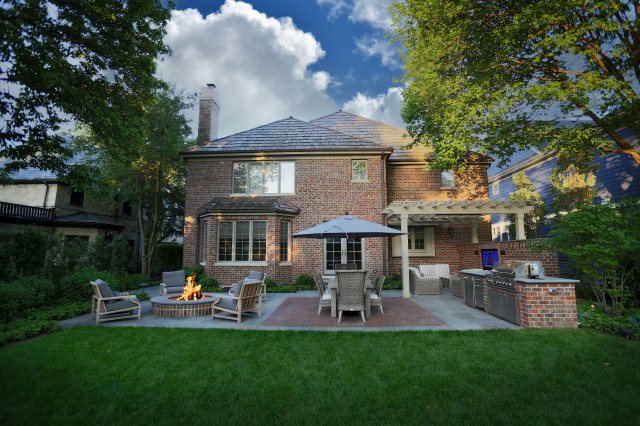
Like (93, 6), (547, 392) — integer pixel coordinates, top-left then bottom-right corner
(261, 297), (448, 328)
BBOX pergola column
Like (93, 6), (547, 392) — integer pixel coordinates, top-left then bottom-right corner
(400, 213), (410, 299)
(471, 223), (478, 243)
(515, 212), (526, 240)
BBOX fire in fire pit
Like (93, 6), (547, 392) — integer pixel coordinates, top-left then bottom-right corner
(172, 275), (207, 301)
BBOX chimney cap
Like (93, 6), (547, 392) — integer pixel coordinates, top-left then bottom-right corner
(207, 83), (216, 88)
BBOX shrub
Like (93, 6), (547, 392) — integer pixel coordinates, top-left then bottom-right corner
(0, 227), (57, 281)
(183, 264), (205, 282)
(199, 277), (224, 292)
(266, 284), (297, 293)
(134, 292), (151, 301)
(383, 275), (402, 290)
(113, 274), (152, 292)
(0, 319), (61, 345)
(42, 235), (91, 283)
(59, 267), (118, 303)
(0, 276), (56, 323)
(109, 234), (131, 276)
(264, 277), (278, 288)
(577, 302), (640, 340)
(294, 274), (315, 290)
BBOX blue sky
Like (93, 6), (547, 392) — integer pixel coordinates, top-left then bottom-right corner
(158, 0), (404, 138)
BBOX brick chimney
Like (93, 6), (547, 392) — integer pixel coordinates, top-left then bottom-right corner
(197, 83), (221, 146)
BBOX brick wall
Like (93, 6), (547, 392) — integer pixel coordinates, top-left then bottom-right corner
(457, 239), (560, 276)
(517, 281), (579, 328)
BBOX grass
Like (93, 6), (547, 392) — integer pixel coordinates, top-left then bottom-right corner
(1, 327), (638, 425)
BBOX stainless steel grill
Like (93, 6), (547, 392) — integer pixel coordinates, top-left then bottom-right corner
(486, 260), (545, 290)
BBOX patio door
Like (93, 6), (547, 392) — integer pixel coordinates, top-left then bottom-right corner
(324, 237), (364, 274)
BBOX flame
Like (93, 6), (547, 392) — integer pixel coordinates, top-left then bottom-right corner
(176, 274), (202, 300)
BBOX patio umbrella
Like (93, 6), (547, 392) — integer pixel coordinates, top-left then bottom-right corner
(292, 214), (407, 239)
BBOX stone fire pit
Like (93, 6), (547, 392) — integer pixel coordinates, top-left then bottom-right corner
(151, 293), (218, 318)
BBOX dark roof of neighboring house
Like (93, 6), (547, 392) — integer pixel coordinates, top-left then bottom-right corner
(310, 110), (430, 162)
(200, 197), (301, 216)
(182, 117), (391, 156)
(55, 212), (124, 230)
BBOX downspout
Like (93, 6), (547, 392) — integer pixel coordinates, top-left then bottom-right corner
(43, 182), (49, 208)
(381, 154), (387, 275)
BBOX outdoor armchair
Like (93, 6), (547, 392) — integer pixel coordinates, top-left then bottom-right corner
(212, 281), (262, 323)
(91, 279), (141, 325)
(160, 270), (186, 295)
(229, 270), (267, 302)
(336, 270), (367, 323)
(409, 267), (441, 295)
(369, 275), (384, 314)
(315, 274), (331, 315)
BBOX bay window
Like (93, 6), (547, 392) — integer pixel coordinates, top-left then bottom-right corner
(217, 220), (267, 263)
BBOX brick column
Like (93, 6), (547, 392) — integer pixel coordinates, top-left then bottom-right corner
(517, 279), (579, 328)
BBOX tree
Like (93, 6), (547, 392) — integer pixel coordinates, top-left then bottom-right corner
(549, 166), (597, 215)
(538, 199), (640, 316)
(506, 172), (547, 239)
(0, 0), (173, 183)
(390, 0), (640, 174)
(75, 87), (193, 276)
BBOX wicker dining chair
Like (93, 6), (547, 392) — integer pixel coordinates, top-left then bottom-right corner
(335, 270), (367, 323)
(315, 275), (331, 315)
(369, 275), (384, 314)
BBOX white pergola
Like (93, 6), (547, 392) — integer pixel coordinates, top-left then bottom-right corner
(382, 200), (534, 298)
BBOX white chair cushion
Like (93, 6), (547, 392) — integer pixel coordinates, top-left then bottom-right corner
(321, 293), (331, 301)
(370, 293), (380, 300)
(433, 264), (450, 277)
(419, 264), (436, 276)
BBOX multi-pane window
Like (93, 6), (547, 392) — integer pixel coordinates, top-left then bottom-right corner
(441, 170), (455, 187)
(70, 189), (84, 206)
(352, 160), (368, 181)
(280, 221), (290, 262)
(217, 220), (268, 262)
(233, 162), (295, 194)
(391, 226), (435, 257)
(410, 227), (425, 251)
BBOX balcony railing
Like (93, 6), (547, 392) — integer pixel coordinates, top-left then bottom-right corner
(0, 202), (55, 221)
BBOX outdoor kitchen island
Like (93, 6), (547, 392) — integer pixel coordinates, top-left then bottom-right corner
(461, 262), (579, 328)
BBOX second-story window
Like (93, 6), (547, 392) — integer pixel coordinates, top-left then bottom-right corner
(70, 189), (84, 207)
(441, 170), (455, 188)
(122, 201), (132, 216)
(352, 160), (368, 181)
(232, 161), (295, 194)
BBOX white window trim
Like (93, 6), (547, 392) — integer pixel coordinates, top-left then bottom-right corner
(351, 160), (369, 182)
(232, 161), (295, 195)
(216, 220), (268, 263)
(391, 226), (435, 257)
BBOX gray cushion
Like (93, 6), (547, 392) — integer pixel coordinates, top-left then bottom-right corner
(97, 281), (114, 298)
(215, 298), (237, 310)
(165, 286), (184, 294)
(247, 270), (265, 281)
(105, 298), (137, 311)
(162, 270), (186, 286)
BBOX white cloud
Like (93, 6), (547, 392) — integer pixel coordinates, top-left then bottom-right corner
(342, 87), (405, 128)
(355, 35), (400, 68)
(157, 1), (337, 137)
(318, 0), (398, 68)
(318, 0), (394, 30)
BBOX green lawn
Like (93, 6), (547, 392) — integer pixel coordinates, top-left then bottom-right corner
(1, 327), (638, 425)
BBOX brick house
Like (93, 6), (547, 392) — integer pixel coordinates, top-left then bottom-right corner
(182, 85), (534, 294)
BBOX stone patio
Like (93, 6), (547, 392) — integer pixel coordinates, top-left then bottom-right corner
(61, 286), (520, 331)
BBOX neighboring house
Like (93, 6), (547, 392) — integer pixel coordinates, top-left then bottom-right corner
(183, 85), (533, 288)
(488, 126), (640, 240)
(0, 163), (141, 259)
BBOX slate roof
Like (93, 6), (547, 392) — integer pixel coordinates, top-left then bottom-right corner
(183, 117), (391, 156)
(200, 197), (301, 216)
(55, 212), (124, 229)
(310, 110), (429, 162)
